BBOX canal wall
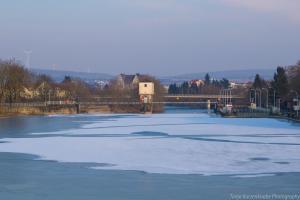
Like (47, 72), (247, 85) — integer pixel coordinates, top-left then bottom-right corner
(0, 104), (78, 116)
(0, 103), (159, 116)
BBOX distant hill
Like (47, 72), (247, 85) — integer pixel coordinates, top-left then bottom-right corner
(159, 69), (275, 84)
(31, 68), (114, 83)
(31, 68), (275, 85)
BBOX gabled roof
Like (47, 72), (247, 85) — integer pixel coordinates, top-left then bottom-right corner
(120, 74), (135, 85)
(135, 74), (151, 82)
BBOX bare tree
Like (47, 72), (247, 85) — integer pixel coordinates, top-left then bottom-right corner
(0, 59), (32, 103)
(34, 74), (54, 101)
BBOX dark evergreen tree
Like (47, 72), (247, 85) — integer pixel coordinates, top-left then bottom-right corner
(271, 67), (289, 98)
(204, 73), (211, 85)
(181, 82), (189, 94)
(62, 76), (72, 83)
(288, 61), (300, 94)
(212, 79), (218, 87)
(253, 74), (266, 89)
(168, 83), (178, 94)
(190, 82), (198, 94)
(220, 78), (230, 89)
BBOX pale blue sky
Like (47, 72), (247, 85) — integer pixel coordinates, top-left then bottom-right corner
(0, 0), (300, 75)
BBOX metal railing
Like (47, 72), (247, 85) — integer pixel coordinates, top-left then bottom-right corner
(0, 100), (217, 107)
(164, 94), (243, 99)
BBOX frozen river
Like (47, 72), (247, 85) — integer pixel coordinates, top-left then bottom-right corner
(0, 107), (299, 199)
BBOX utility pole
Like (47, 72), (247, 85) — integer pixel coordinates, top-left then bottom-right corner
(229, 89), (232, 104)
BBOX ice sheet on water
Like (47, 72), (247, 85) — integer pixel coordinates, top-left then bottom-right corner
(1, 113), (300, 175)
(32, 113), (300, 137)
(0, 135), (300, 175)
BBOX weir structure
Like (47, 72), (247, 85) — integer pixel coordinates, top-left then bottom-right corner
(0, 94), (243, 114)
(139, 82), (154, 113)
(0, 84), (245, 114)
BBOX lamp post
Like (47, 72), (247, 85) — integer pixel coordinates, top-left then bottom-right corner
(262, 88), (269, 110)
(291, 90), (299, 118)
(222, 89), (231, 106)
(230, 89), (232, 104)
(224, 89), (227, 105)
(297, 96), (299, 118)
(226, 89), (232, 105)
(250, 89), (259, 106)
(48, 89), (51, 103)
(297, 95), (299, 118)
(257, 89), (262, 108)
(273, 90), (276, 108)
(250, 89), (255, 104)
(254, 89), (257, 106)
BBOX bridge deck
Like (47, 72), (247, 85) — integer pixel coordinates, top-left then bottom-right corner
(0, 101), (217, 107)
(164, 95), (243, 99)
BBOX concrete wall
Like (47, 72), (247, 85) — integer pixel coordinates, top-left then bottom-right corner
(0, 105), (78, 115)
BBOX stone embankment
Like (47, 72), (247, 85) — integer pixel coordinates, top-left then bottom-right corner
(0, 104), (111, 116)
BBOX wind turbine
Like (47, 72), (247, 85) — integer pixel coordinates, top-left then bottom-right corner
(24, 50), (32, 68)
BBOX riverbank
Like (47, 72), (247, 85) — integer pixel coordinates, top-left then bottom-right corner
(216, 106), (300, 123)
(271, 115), (300, 123)
(0, 105), (77, 116)
(0, 103), (164, 118)
(0, 105), (112, 117)
(1, 105), (298, 124)
(223, 115), (300, 124)
(220, 111), (300, 123)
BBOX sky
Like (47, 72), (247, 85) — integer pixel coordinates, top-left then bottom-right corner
(0, 0), (300, 75)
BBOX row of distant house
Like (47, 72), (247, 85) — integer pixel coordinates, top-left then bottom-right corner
(116, 73), (250, 90)
(19, 73), (250, 100)
(19, 74), (150, 100)
(116, 73), (150, 89)
(169, 79), (249, 89)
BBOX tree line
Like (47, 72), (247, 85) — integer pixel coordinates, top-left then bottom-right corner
(251, 61), (300, 110)
(168, 74), (230, 95)
(0, 59), (165, 110)
(0, 59), (96, 103)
